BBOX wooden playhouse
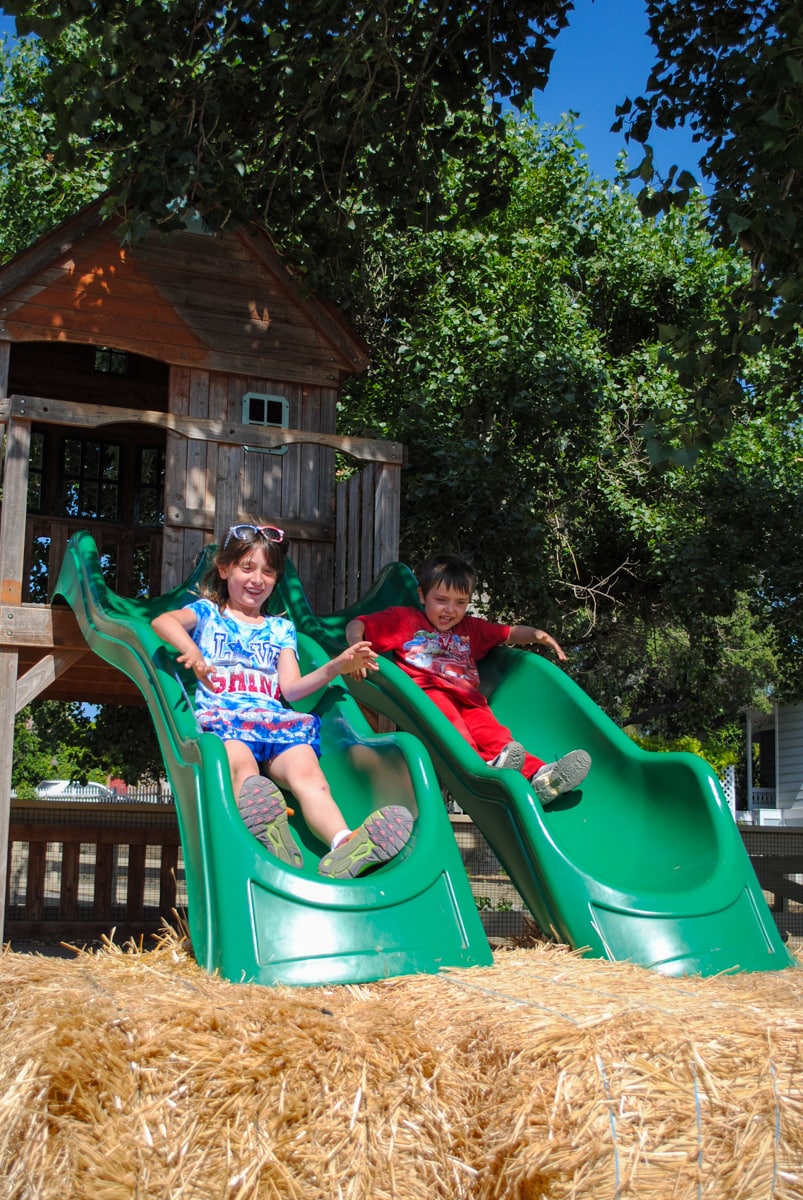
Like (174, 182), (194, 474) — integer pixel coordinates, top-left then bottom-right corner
(0, 201), (404, 940)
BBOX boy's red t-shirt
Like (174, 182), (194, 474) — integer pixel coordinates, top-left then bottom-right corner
(359, 605), (511, 708)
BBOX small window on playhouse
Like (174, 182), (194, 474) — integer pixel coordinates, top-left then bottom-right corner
(242, 392), (289, 455)
(94, 346), (129, 376)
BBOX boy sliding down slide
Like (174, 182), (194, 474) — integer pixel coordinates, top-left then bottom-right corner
(152, 522), (412, 877)
(345, 552), (591, 805)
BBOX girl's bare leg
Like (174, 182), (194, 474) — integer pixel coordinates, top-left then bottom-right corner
(224, 740), (262, 798)
(267, 744), (348, 846)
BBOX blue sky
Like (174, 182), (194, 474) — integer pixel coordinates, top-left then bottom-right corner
(0, 1), (703, 183)
(532, 0), (703, 180)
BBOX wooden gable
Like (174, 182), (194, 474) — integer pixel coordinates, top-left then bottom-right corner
(0, 203), (368, 385)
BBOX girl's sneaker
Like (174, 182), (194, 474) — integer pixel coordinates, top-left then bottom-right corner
(238, 775), (303, 867)
(318, 806), (413, 878)
(531, 750), (591, 804)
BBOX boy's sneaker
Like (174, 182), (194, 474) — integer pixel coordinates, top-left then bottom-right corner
(531, 750), (591, 805)
(318, 806), (413, 879)
(441, 785), (463, 814)
(488, 741), (526, 771)
(238, 775), (303, 867)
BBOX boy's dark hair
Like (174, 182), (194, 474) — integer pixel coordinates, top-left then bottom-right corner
(202, 528), (288, 612)
(417, 553), (476, 597)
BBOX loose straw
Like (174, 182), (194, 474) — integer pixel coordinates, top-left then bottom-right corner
(0, 930), (801, 1200)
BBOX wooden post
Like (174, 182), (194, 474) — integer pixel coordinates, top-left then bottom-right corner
(0, 651), (16, 938)
(0, 339), (23, 940)
(0, 415), (31, 604)
(214, 443), (242, 543)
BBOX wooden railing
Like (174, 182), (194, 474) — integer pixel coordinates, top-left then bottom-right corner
(6, 806), (803, 947)
(24, 515), (164, 604)
(0, 392), (405, 609)
(333, 460), (403, 610)
(6, 800), (184, 943)
(739, 825), (803, 939)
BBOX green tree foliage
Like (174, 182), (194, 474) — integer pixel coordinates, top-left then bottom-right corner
(627, 729), (741, 778)
(12, 701), (164, 795)
(342, 115), (803, 740)
(2, 1), (800, 451)
(1, 0), (571, 284)
(615, 0), (803, 450)
(12, 702), (99, 796)
(0, 31), (109, 258)
(87, 705), (164, 785)
(12, 709), (60, 798)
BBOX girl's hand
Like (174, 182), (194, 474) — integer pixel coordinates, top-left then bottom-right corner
(177, 649), (216, 681)
(333, 640), (379, 680)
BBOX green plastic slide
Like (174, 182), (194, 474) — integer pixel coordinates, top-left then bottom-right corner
(274, 560), (796, 977)
(53, 532), (493, 986)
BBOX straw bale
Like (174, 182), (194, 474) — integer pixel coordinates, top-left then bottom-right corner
(1, 930), (802, 1200)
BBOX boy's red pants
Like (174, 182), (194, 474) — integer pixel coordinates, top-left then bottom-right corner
(425, 689), (544, 777)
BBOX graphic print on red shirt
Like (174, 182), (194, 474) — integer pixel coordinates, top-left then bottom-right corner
(359, 606), (510, 707)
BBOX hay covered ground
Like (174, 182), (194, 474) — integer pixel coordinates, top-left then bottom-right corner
(1, 931), (802, 1200)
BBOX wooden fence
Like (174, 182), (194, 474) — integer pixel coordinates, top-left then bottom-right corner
(5, 807), (803, 946)
(6, 800), (184, 943)
(333, 459), (402, 611)
(738, 825), (803, 939)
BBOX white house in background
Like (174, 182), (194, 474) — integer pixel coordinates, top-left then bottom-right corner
(745, 704), (803, 825)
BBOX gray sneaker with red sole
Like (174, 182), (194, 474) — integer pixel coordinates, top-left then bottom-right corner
(238, 775), (303, 867)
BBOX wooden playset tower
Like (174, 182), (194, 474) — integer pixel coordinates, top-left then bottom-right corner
(0, 202), (404, 933)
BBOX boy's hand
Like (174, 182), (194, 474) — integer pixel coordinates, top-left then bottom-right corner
(534, 630), (567, 661)
(508, 625), (568, 661)
(344, 617), (367, 646)
(334, 640), (379, 679)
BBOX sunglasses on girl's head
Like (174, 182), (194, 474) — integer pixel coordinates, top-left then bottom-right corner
(222, 523), (285, 550)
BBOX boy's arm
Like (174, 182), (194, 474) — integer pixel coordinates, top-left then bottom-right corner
(345, 617), (366, 645)
(506, 624), (567, 662)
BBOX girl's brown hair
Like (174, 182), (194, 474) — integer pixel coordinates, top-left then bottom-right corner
(201, 528), (288, 613)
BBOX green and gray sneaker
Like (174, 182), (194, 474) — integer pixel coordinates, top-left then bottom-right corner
(318, 805), (413, 879)
(531, 750), (591, 805)
(238, 775), (303, 867)
(489, 740), (526, 771)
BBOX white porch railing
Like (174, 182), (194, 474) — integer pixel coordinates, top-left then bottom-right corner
(750, 787), (778, 809)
